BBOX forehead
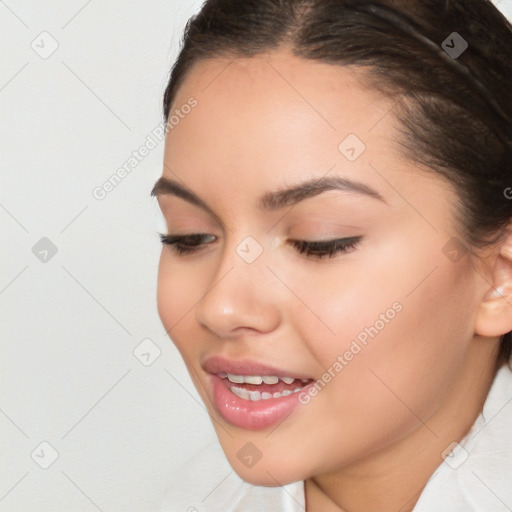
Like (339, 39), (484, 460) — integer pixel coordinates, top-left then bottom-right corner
(167, 53), (398, 180)
(171, 52), (391, 137)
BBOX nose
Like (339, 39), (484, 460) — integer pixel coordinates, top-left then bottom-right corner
(194, 238), (281, 339)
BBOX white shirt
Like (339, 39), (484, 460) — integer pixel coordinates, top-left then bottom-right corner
(160, 364), (512, 511)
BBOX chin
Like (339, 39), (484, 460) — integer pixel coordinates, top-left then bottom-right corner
(232, 464), (300, 487)
(220, 444), (308, 487)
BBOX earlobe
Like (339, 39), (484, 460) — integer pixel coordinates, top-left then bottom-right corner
(474, 230), (512, 338)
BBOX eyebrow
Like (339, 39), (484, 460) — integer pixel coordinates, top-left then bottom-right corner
(150, 175), (386, 214)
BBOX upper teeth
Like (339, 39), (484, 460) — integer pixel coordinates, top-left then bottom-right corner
(220, 373), (308, 385)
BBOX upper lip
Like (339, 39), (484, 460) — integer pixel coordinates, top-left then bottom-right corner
(202, 355), (313, 380)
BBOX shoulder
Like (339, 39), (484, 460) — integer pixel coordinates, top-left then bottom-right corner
(159, 440), (305, 512)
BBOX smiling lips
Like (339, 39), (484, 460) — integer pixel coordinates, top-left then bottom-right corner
(203, 356), (315, 429)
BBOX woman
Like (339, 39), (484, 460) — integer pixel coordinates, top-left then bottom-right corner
(152, 0), (512, 510)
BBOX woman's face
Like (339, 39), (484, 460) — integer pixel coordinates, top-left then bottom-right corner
(154, 52), (485, 485)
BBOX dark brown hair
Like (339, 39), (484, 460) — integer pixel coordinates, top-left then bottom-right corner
(162, 0), (512, 368)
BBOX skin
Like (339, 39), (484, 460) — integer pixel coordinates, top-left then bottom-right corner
(154, 50), (512, 512)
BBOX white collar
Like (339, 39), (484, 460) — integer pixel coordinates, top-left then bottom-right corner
(413, 363), (512, 511)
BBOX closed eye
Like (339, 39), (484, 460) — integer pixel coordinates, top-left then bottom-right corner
(158, 233), (216, 255)
(158, 233), (362, 259)
(289, 237), (362, 258)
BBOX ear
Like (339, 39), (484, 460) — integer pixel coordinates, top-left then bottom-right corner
(474, 224), (512, 337)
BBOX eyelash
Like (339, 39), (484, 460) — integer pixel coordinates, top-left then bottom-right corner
(158, 233), (362, 259)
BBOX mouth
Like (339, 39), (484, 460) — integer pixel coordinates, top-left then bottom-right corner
(219, 372), (313, 401)
(203, 356), (315, 430)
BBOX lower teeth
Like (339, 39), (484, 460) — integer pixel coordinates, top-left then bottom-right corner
(230, 385), (306, 401)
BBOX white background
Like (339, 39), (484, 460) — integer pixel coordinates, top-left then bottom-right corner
(1, 1), (511, 511)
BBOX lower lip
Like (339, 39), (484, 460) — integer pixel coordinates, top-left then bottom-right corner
(210, 375), (311, 430)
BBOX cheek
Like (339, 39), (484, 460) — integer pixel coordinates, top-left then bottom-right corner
(283, 233), (474, 372)
(156, 254), (200, 352)
(280, 245), (475, 454)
